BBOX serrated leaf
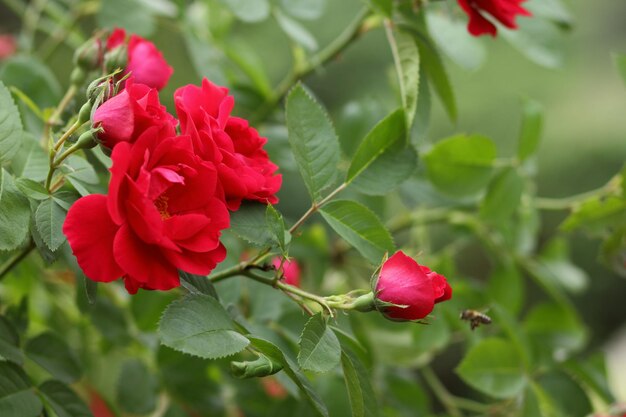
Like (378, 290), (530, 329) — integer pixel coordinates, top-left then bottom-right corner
(297, 313), (341, 373)
(0, 169), (31, 251)
(180, 271), (219, 298)
(15, 178), (48, 201)
(0, 316), (23, 364)
(480, 168), (524, 223)
(38, 380), (92, 417)
(117, 360), (158, 414)
(266, 204), (288, 253)
(517, 99), (544, 161)
(219, 0), (270, 22)
(320, 200), (394, 264)
(62, 155), (99, 185)
(286, 84), (339, 201)
(341, 350), (379, 417)
(347, 109), (406, 183)
(24, 332), (82, 383)
(230, 201), (273, 246)
(275, 10), (318, 51)
(11, 134), (48, 182)
(456, 338), (527, 399)
(159, 294), (249, 359)
(386, 28), (419, 129)
(0, 81), (24, 164)
(35, 198), (67, 252)
(423, 134), (497, 197)
(250, 337), (329, 417)
(0, 362), (43, 417)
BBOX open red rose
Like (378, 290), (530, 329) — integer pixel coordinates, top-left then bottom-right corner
(458, 0), (531, 37)
(174, 78), (281, 210)
(374, 251), (452, 321)
(106, 28), (173, 90)
(63, 126), (229, 294)
(93, 78), (176, 149)
(272, 257), (301, 287)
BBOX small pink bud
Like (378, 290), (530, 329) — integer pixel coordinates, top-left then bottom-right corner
(272, 257), (301, 287)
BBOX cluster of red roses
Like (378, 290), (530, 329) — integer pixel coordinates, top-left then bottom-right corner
(63, 29), (281, 294)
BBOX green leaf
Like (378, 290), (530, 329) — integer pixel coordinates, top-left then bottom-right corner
(266, 203), (288, 253)
(0, 81), (23, 164)
(280, 0), (326, 20)
(613, 53), (626, 87)
(0, 169), (31, 251)
(286, 84), (339, 201)
(426, 11), (486, 71)
(24, 332), (82, 384)
(560, 196), (626, 234)
(35, 198), (67, 252)
(62, 155), (99, 185)
(526, 0), (573, 28)
(0, 362), (43, 417)
(219, 0), (270, 22)
(320, 200), (394, 264)
(536, 238), (589, 294)
(523, 382), (561, 417)
(0, 57), (61, 109)
(223, 40), (272, 98)
(230, 201), (273, 246)
(0, 316), (23, 364)
(480, 168), (525, 223)
(347, 109), (406, 183)
(564, 354), (615, 404)
(500, 18), (564, 69)
(340, 350), (379, 417)
(386, 28), (419, 129)
(117, 360), (158, 414)
(487, 262), (524, 316)
(423, 134), (497, 197)
(15, 179), (48, 201)
(367, 0), (391, 17)
(456, 338), (527, 399)
(90, 297), (131, 345)
(159, 294), (250, 359)
(97, 0), (155, 36)
(517, 99), (544, 161)
(249, 337), (329, 417)
(297, 313), (341, 373)
(38, 380), (92, 417)
(275, 10), (318, 51)
(182, 29), (227, 86)
(180, 271), (219, 298)
(11, 134), (48, 182)
(523, 302), (587, 358)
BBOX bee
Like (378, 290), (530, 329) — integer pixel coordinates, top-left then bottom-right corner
(460, 309), (492, 330)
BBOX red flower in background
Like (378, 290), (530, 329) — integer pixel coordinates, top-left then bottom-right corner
(106, 28), (173, 90)
(374, 251), (452, 321)
(175, 78), (282, 210)
(0, 34), (17, 60)
(458, 0), (531, 37)
(93, 78), (176, 149)
(272, 257), (301, 287)
(63, 127), (229, 294)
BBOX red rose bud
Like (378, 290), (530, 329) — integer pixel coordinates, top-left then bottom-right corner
(88, 389), (115, 417)
(92, 78), (176, 149)
(106, 28), (172, 91)
(373, 251), (452, 321)
(457, 0), (531, 37)
(104, 44), (128, 73)
(0, 34), (17, 60)
(261, 377), (289, 400)
(272, 257), (301, 287)
(73, 36), (103, 71)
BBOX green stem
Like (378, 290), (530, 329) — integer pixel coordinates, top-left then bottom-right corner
(534, 179), (619, 210)
(422, 366), (463, 417)
(42, 84), (78, 146)
(0, 241), (35, 282)
(289, 182), (348, 234)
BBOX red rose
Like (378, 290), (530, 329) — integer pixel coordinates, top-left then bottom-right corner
(93, 78), (176, 149)
(457, 0), (531, 37)
(106, 28), (173, 90)
(88, 389), (115, 417)
(174, 78), (282, 210)
(0, 34), (17, 60)
(272, 257), (301, 287)
(374, 251), (452, 321)
(63, 126), (229, 294)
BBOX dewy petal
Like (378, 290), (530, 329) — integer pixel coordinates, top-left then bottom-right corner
(63, 194), (123, 283)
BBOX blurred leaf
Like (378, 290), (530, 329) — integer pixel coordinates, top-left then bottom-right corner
(35, 198), (67, 252)
(490, 304), (532, 369)
(180, 271), (219, 298)
(525, 0), (573, 28)
(297, 313), (341, 373)
(347, 109), (406, 183)
(275, 10), (318, 51)
(487, 262), (524, 316)
(341, 349), (379, 417)
(386, 29), (419, 129)
(91, 297), (131, 345)
(250, 337), (329, 417)
(367, 0), (392, 17)
(480, 168), (524, 224)
(517, 99), (544, 161)
(230, 201), (273, 246)
(219, 0), (270, 22)
(426, 12), (486, 71)
(182, 29), (227, 86)
(456, 338), (527, 399)
(412, 65), (432, 145)
(613, 53), (626, 87)
(281, 0), (326, 20)
(0, 81), (22, 164)
(560, 196), (626, 234)
(11, 134), (48, 182)
(522, 382), (561, 417)
(320, 200), (394, 264)
(0, 57), (61, 109)
(0, 169), (31, 251)
(0, 361), (43, 417)
(117, 360), (158, 414)
(539, 371), (593, 417)
(38, 380), (91, 417)
(97, 0), (155, 36)
(336, 99), (387, 158)
(136, 0), (177, 16)
(500, 18), (564, 68)
(25, 332), (81, 384)
(159, 294), (250, 359)
(266, 204), (288, 254)
(131, 289), (177, 332)
(286, 84), (339, 201)
(536, 238), (589, 294)
(0, 316), (23, 365)
(423, 134), (497, 197)
(224, 40), (273, 98)
(564, 354), (615, 404)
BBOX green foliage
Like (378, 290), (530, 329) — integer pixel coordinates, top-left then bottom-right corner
(34, 198), (67, 252)
(0, 81), (22, 164)
(480, 167), (525, 224)
(220, 0), (270, 22)
(517, 99), (544, 161)
(24, 332), (82, 383)
(386, 29), (419, 129)
(38, 380), (92, 417)
(297, 313), (341, 373)
(230, 201), (273, 246)
(340, 350), (379, 417)
(0, 362), (42, 417)
(0, 317), (22, 365)
(116, 360), (158, 414)
(0, 169), (31, 251)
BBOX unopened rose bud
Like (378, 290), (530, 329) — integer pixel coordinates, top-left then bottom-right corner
(74, 128), (100, 150)
(77, 101), (94, 125)
(73, 37), (103, 71)
(70, 67), (87, 87)
(272, 257), (301, 287)
(373, 251), (452, 321)
(231, 356), (283, 379)
(104, 45), (128, 73)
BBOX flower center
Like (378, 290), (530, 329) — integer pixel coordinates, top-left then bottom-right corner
(154, 195), (171, 220)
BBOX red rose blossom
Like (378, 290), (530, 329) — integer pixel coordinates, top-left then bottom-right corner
(374, 251), (452, 321)
(174, 78), (281, 210)
(0, 34), (17, 60)
(272, 257), (301, 287)
(93, 78), (176, 149)
(457, 0), (531, 37)
(63, 126), (229, 294)
(106, 28), (173, 90)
